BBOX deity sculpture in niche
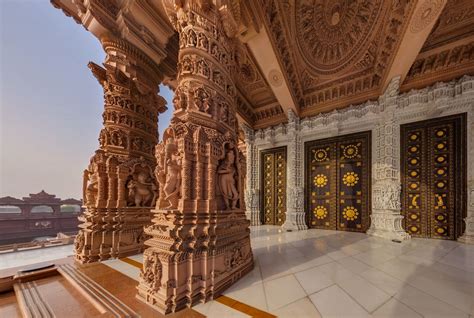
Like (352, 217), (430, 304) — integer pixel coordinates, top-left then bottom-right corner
(163, 148), (182, 209)
(220, 102), (228, 123)
(194, 87), (211, 113)
(155, 132), (183, 210)
(217, 145), (239, 210)
(127, 169), (156, 207)
(83, 161), (99, 206)
(154, 151), (166, 199)
(140, 252), (162, 292)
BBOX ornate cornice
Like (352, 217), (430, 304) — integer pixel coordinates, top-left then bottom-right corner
(254, 75), (474, 144)
(402, 40), (474, 91)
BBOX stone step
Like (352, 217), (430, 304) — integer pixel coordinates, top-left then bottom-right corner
(0, 291), (21, 317)
(14, 281), (55, 318)
(1, 258), (202, 318)
(57, 264), (138, 318)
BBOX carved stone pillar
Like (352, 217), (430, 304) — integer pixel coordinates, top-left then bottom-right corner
(74, 36), (167, 263)
(367, 113), (410, 241)
(283, 110), (307, 231)
(242, 124), (260, 225)
(137, 1), (253, 314)
(458, 110), (474, 244)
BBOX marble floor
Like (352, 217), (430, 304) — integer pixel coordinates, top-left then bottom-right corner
(0, 244), (73, 270)
(105, 226), (474, 318)
(2, 226), (473, 317)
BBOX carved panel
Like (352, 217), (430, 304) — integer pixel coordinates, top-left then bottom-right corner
(401, 114), (466, 239)
(259, 0), (415, 118)
(305, 131), (371, 232)
(295, 0), (383, 75)
(260, 147), (287, 225)
(402, 0), (474, 90)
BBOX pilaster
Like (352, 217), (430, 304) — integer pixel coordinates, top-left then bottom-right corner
(367, 77), (410, 241)
(282, 110), (307, 231)
(458, 107), (474, 244)
(242, 124), (260, 225)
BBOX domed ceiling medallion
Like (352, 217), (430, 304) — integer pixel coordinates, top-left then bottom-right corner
(295, 0), (384, 74)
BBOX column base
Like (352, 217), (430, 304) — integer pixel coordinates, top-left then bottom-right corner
(246, 209), (261, 226)
(137, 209), (254, 314)
(74, 207), (152, 264)
(367, 211), (410, 241)
(282, 211), (308, 231)
(457, 235), (474, 245)
(458, 215), (474, 244)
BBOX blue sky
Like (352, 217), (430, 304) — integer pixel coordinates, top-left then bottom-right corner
(0, 1), (173, 199)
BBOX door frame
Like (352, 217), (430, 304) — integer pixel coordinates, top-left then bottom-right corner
(304, 131), (372, 232)
(259, 146), (287, 225)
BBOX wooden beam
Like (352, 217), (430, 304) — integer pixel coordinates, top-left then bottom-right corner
(240, 26), (298, 117)
(383, 0), (447, 90)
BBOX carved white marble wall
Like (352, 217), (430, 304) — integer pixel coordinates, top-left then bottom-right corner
(243, 124), (260, 225)
(282, 110), (307, 230)
(247, 76), (474, 243)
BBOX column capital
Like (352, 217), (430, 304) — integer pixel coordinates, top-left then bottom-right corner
(241, 123), (255, 143)
(100, 34), (165, 89)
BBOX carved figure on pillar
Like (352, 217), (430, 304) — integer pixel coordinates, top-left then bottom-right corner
(83, 163), (99, 206)
(218, 145), (239, 210)
(163, 147), (182, 209)
(127, 170), (156, 207)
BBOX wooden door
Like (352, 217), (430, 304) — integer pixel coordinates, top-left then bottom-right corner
(260, 147), (287, 225)
(305, 132), (371, 232)
(401, 114), (466, 240)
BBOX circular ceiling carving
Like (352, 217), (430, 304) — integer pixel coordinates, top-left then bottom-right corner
(268, 69), (284, 87)
(410, 0), (445, 33)
(295, 0), (383, 74)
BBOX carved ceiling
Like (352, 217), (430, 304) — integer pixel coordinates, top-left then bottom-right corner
(52, 0), (474, 129)
(260, 0), (418, 117)
(401, 0), (474, 91)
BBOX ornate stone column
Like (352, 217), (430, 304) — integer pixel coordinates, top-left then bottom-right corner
(75, 36), (167, 263)
(242, 124), (260, 225)
(458, 109), (474, 244)
(282, 110), (307, 231)
(137, 1), (253, 314)
(367, 78), (410, 240)
(367, 116), (410, 240)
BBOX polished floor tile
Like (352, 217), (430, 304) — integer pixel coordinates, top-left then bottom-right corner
(102, 259), (141, 280)
(393, 284), (469, 318)
(309, 285), (370, 318)
(372, 298), (422, 318)
(193, 301), (251, 317)
(337, 274), (391, 312)
(359, 268), (405, 296)
(263, 274), (307, 311)
(0, 245), (73, 270)
(223, 282), (268, 312)
(271, 297), (322, 318)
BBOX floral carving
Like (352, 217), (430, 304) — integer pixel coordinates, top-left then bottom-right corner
(296, 0), (382, 73)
